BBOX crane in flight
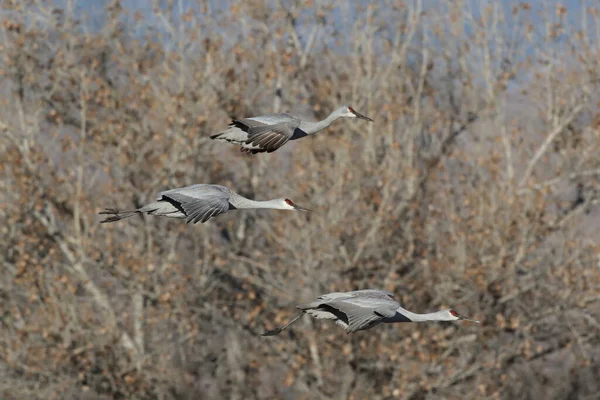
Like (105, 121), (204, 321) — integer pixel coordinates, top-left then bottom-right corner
(210, 105), (373, 154)
(262, 289), (479, 336)
(99, 184), (311, 224)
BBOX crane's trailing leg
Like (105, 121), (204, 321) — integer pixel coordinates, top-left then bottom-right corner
(261, 312), (306, 336)
(99, 208), (140, 223)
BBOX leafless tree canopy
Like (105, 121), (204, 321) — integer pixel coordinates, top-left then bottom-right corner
(2, 1), (600, 399)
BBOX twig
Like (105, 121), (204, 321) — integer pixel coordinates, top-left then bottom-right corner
(517, 168), (600, 195)
(519, 104), (584, 187)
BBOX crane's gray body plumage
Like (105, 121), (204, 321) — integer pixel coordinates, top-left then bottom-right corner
(210, 106), (372, 154)
(99, 184), (308, 224)
(210, 113), (305, 153)
(243, 114), (303, 152)
(155, 184), (234, 223)
(299, 290), (403, 333)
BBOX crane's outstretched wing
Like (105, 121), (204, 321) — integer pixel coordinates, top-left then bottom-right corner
(244, 122), (298, 153)
(349, 290), (395, 298)
(326, 295), (399, 333)
(159, 188), (230, 224)
(229, 118), (266, 130)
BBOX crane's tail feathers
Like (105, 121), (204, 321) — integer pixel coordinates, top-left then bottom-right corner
(261, 312), (305, 337)
(98, 208), (139, 223)
(210, 130), (241, 141)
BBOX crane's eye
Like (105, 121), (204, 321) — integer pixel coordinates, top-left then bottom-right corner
(348, 107), (356, 114)
(285, 199), (293, 206)
(449, 310), (459, 317)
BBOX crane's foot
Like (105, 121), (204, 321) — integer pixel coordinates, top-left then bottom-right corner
(261, 328), (283, 336)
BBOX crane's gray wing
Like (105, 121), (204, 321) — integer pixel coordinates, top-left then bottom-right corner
(229, 113), (295, 131)
(230, 118), (266, 130)
(326, 296), (399, 333)
(158, 184), (230, 199)
(245, 113), (297, 125)
(315, 292), (353, 301)
(244, 122), (298, 153)
(349, 290), (394, 298)
(160, 191), (230, 224)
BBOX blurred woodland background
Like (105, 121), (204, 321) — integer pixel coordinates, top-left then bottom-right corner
(2, 0), (600, 399)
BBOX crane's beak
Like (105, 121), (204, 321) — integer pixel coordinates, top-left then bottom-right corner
(291, 202), (312, 213)
(351, 109), (374, 122)
(457, 313), (480, 323)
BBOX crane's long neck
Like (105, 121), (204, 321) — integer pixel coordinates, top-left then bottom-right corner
(231, 196), (283, 210)
(300, 110), (340, 135)
(391, 307), (451, 323)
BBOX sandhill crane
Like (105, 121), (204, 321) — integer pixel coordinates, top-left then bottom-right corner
(99, 184), (311, 224)
(210, 105), (373, 154)
(262, 290), (479, 336)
